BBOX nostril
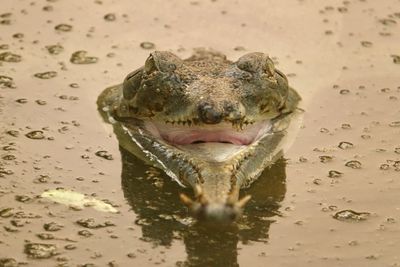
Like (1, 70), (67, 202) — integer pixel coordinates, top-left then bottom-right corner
(198, 103), (222, 124)
(197, 203), (239, 223)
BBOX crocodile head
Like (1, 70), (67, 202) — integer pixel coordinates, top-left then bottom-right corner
(98, 49), (301, 223)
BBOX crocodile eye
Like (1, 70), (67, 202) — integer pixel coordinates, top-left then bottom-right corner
(144, 51), (183, 74)
(122, 68), (143, 100)
(236, 52), (275, 78)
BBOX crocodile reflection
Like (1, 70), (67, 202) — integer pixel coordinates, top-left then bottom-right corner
(120, 148), (287, 266)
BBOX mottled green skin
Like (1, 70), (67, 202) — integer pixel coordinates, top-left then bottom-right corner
(97, 50), (301, 222)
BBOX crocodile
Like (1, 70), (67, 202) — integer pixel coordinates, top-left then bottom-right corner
(97, 49), (301, 222)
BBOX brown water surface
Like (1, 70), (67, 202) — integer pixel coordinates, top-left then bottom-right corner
(0, 0), (399, 266)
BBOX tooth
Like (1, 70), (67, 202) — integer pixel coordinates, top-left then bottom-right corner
(180, 193), (194, 207)
(194, 184), (203, 197)
(236, 195), (252, 208)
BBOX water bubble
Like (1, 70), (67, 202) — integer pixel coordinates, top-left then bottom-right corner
(12, 33), (24, 39)
(0, 208), (14, 218)
(15, 98), (28, 103)
(338, 141), (354, 149)
(140, 42), (155, 50)
(64, 244), (76, 250)
(389, 121), (400, 127)
(333, 209), (370, 222)
(70, 51), (98, 64)
(76, 218), (115, 229)
(104, 13), (116, 21)
(37, 233), (54, 240)
(95, 150), (113, 160)
(34, 71), (57, 79)
(299, 156), (308, 163)
(328, 170), (343, 178)
(42, 5), (53, 11)
(54, 23), (72, 32)
(2, 154), (16, 160)
(0, 52), (22, 62)
(25, 130), (45, 140)
(341, 123), (351, 129)
(6, 130), (19, 137)
(15, 195), (32, 203)
(24, 243), (59, 259)
(345, 160), (362, 169)
(43, 222), (64, 232)
(340, 89), (350, 95)
(35, 99), (47, 105)
(45, 44), (64, 55)
(392, 55), (400, 64)
(379, 18), (397, 26)
(361, 41), (373, 47)
(319, 155), (333, 163)
(78, 229), (93, 237)
(380, 164), (390, 170)
(0, 258), (19, 266)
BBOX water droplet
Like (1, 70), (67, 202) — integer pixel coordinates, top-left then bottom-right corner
(389, 121), (400, 127)
(140, 42), (155, 50)
(104, 13), (116, 21)
(2, 154), (16, 160)
(348, 240), (358, 246)
(54, 23), (72, 32)
(12, 33), (24, 39)
(0, 52), (22, 62)
(395, 147), (400, 154)
(70, 50), (98, 64)
(328, 170), (343, 178)
(24, 243), (59, 259)
(319, 155), (333, 163)
(35, 99), (47, 105)
(299, 156), (308, 163)
(391, 55), (400, 64)
(34, 71), (57, 79)
(25, 130), (45, 140)
(43, 222), (64, 232)
(340, 89), (350, 95)
(379, 18), (397, 26)
(6, 130), (19, 137)
(0, 75), (15, 88)
(341, 123), (351, 129)
(361, 41), (373, 47)
(333, 210), (370, 222)
(45, 44), (64, 55)
(345, 160), (362, 169)
(15, 195), (32, 203)
(338, 141), (354, 149)
(380, 164), (390, 170)
(95, 150), (113, 160)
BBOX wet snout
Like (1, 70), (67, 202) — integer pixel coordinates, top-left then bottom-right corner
(180, 185), (251, 223)
(197, 101), (245, 125)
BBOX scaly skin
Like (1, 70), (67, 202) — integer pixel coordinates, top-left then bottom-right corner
(97, 49), (301, 223)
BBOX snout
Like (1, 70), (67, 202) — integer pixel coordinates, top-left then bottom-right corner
(180, 190), (251, 223)
(196, 203), (241, 223)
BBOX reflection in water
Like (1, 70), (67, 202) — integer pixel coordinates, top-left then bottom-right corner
(121, 147), (287, 266)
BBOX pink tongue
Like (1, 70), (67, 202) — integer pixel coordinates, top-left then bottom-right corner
(161, 131), (251, 145)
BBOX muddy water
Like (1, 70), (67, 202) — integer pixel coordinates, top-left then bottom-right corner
(0, 0), (399, 266)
